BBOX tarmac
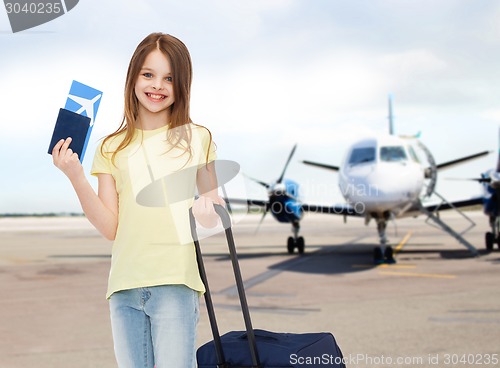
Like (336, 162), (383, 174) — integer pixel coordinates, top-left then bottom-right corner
(0, 210), (499, 368)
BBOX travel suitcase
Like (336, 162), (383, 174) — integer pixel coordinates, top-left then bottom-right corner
(190, 205), (346, 368)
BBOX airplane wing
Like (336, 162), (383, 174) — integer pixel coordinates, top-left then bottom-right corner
(302, 160), (340, 171)
(301, 203), (361, 216)
(225, 198), (269, 208)
(224, 198), (361, 216)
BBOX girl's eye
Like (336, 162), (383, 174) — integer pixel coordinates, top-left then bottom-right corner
(166, 76), (173, 82)
(143, 73), (153, 78)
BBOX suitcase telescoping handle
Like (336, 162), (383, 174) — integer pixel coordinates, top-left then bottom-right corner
(189, 204), (262, 368)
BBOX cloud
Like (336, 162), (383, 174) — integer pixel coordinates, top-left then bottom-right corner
(480, 109), (500, 123)
(378, 49), (448, 77)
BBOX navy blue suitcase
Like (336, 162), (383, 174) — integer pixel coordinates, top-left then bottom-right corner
(190, 205), (346, 368)
(197, 329), (345, 368)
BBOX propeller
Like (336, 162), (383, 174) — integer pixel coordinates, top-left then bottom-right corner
(277, 144), (297, 184)
(244, 173), (271, 189)
(246, 144), (298, 190)
(459, 128), (500, 187)
(247, 144), (298, 232)
(445, 177), (491, 183)
(254, 205), (270, 235)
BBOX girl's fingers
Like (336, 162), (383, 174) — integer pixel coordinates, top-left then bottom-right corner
(52, 139), (65, 157)
(52, 137), (72, 157)
(195, 197), (208, 212)
(65, 149), (81, 164)
(52, 138), (81, 171)
(62, 137), (72, 152)
(215, 196), (226, 206)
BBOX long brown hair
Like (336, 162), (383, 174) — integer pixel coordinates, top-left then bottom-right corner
(102, 33), (212, 163)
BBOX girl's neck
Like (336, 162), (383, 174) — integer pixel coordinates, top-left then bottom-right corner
(136, 109), (170, 131)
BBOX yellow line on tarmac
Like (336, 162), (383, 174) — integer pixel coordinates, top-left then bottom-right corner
(379, 271), (457, 279)
(393, 230), (412, 256)
(0, 256), (31, 265)
(378, 263), (416, 269)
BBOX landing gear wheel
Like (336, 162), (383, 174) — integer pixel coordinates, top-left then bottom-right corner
(384, 246), (396, 264)
(287, 237), (295, 254)
(486, 232), (494, 251)
(374, 246), (384, 265)
(296, 237), (305, 254)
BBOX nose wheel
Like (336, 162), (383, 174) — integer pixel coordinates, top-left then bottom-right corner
(287, 222), (305, 254)
(374, 246), (396, 264)
(287, 236), (305, 254)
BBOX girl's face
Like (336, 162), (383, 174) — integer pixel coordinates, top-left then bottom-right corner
(134, 49), (175, 119)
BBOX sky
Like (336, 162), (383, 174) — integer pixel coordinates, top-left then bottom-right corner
(0, 0), (497, 214)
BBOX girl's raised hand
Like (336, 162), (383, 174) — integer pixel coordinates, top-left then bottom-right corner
(52, 137), (84, 182)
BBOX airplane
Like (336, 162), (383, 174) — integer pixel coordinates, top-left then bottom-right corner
(457, 128), (500, 251)
(228, 96), (489, 264)
(480, 169), (500, 251)
(234, 144), (307, 254)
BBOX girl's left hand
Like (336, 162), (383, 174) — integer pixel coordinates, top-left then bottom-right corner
(192, 195), (226, 228)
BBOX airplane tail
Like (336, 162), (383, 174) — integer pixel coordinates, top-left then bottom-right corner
(388, 94), (395, 135)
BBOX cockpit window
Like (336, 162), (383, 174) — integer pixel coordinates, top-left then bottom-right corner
(380, 146), (407, 162)
(348, 147), (376, 165)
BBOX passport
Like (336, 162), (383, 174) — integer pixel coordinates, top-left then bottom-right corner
(47, 108), (91, 160)
(48, 80), (103, 162)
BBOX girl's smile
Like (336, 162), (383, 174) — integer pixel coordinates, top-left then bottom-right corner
(146, 92), (167, 101)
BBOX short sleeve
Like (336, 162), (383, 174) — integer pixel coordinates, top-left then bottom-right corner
(90, 141), (112, 176)
(199, 126), (216, 164)
(207, 137), (216, 163)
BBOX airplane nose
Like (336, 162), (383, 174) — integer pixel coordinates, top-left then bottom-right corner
(341, 163), (423, 209)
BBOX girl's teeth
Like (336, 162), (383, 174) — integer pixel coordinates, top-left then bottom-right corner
(148, 93), (164, 100)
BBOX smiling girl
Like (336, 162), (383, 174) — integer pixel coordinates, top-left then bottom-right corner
(52, 33), (224, 368)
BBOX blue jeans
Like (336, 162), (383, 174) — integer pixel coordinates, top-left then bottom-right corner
(109, 285), (199, 368)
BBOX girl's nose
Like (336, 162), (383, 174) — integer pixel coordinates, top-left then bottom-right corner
(152, 79), (164, 90)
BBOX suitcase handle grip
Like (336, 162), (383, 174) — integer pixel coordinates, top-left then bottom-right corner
(238, 329), (279, 341)
(214, 203), (232, 229)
